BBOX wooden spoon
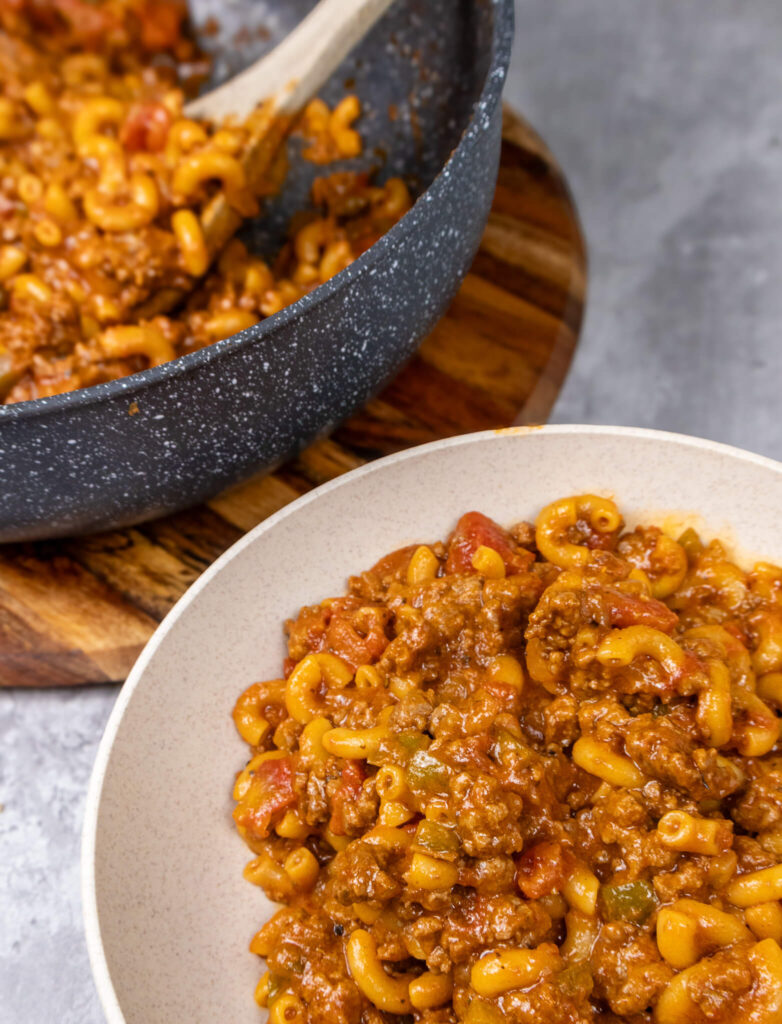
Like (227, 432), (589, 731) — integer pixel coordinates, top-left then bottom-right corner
(167, 0), (396, 304)
(186, 0), (396, 123)
(134, 0), (396, 318)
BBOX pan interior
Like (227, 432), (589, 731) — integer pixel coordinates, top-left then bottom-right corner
(188, 0), (493, 256)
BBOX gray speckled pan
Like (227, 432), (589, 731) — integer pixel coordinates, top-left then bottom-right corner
(0, 0), (514, 542)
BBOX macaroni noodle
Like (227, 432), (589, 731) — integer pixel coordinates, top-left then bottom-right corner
(0, 2), (413, 402)
(230, 497), (782, 1022)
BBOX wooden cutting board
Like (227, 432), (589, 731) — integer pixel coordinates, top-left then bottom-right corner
(0, 108), (586, 687)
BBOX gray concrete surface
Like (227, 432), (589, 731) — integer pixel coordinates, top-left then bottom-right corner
(508, 1), (782, 453)
(2, 3), (782, 1021)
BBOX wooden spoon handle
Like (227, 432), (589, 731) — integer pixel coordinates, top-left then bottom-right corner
(198, 103), (293, 261)
(132, 0), (395, 319)
(185, 0), (396, 122)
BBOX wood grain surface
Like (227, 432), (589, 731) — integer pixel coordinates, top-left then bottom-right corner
(0, 108), (586, 687)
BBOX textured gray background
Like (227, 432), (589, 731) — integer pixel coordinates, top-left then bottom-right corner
(508, 2), (782, 452)
(2, 2), (782, 1021)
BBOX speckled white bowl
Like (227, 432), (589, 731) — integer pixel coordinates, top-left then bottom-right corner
(82, 425), (782, 1024)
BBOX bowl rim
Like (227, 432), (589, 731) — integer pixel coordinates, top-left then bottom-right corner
(0, 0), (514, 423)
(82, 422), (782, 1022)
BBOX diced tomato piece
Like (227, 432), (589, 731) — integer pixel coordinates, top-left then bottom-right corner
(369, 544), (419, 579)
(120, 102), (171, 152)
(52, 0), (121, 45)
(329, 761), (366, 835)
(516, 840), (574, 899)
(482, 679), (521, 708)
(352, 232), (382, 256)
(722, 620), (750, 647)
(287, 596), (388, 671)
(326, 607), (388, 670)
(134, 0), (187, 52)
(581, 525), (618, 551)
(233, 756), (296, 840)
(445, 734), (494, 772)
(287, 604), (334, 661)
(445, 511), (534, 576)
(287, 598), (356, 662)
(603, 587), (678, 633)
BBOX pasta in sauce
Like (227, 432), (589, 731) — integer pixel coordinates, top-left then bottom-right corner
(0, 0), (411, 402)
(231, 495), (782, 1024)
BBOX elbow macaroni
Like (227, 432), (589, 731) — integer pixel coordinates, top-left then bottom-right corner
(535, 494), (622, 569)
(230, 495), (782, 1021)
(0, 9), (412, 404)
(655, 939), (782, 1024)
(572, 736), (644, 789)
(470, 946), (561, 997)
(657, 810), (731, 856)
(284, 652), (353, 723)
(346, 930), (413, 1014)
(596, 626), (686, 677)
(655, 898), (750, 968)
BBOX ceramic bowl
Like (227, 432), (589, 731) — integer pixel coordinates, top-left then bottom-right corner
(82, 425), (782, 1023)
